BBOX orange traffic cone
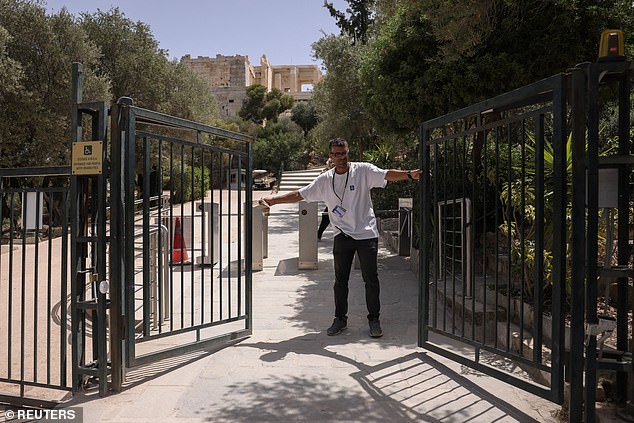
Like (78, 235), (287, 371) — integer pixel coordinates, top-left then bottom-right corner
(171, 217), (190, 264)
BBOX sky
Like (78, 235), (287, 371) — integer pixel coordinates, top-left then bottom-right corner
(44, 0), (347, 67)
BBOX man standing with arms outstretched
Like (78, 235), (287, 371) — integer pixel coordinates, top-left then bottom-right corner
(259, 138), (421, 338)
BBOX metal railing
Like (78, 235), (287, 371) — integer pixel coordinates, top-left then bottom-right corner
(437, 198), (472, 298)
(0, 169), (73, 406)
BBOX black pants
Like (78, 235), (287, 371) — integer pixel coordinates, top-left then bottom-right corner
(332, 234), (380, 321)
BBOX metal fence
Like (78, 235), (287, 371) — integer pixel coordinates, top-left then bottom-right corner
(0, 168), (72, 407)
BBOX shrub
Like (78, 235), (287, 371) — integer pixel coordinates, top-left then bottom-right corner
(165, 164), (210, 204)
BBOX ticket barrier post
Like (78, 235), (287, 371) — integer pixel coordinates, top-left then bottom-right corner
(250, 204), (267, 271)
(196, 202), (220, 266)
(298, 201), (318, 269)
(398, 198), (413, 256)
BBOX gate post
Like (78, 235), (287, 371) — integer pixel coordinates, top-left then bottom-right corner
(70, 63), (110, 396)
(569, 65), (587, 423)
(108, 96), (134, 392)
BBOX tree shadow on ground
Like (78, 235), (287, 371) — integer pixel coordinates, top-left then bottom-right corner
(197, 335), (545, 423)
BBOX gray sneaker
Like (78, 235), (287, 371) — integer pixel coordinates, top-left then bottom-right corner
(327, 317), (347, 336)
(369, 319), (383, 338)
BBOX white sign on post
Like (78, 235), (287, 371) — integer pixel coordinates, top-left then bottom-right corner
(587, 168), (619, 208)
(22, 192), (44, 230)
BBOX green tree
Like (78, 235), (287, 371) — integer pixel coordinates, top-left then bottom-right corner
(80, 8), (218, 122)
(359, 0), (634, 134)
(290, 101), (319, 135)
(0, 25), (24, 167)
(359, 3), (438, 134)
(161, 61), (218, 124)
(324, 0), (376, 45)
(0, 1), (219, 172)
(252, 119), (306, 176)
(79, 8), (170, 110)
(0, 0), (109, 168)
(239, 84), (294, 124)
(311, 34), (374, 154)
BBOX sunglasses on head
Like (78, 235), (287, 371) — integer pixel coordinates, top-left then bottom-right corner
(330, 151), (348, 157)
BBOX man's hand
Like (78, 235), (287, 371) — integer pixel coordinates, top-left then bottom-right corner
(257, 198), (271, 209)
(256, 191), (302, 209)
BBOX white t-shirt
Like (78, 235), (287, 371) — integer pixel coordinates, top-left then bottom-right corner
(299, 162), (387, 239)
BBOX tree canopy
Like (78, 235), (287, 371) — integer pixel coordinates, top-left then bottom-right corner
(311, 34), (374, 155)
(0, 0), (218, 168)
(313, 0), (634, 143)
(239, 85), (294, 124)
(251, 118), (306, 176)
(290, 101), (319, 135)
(324, 0), (375, 45)
(0, 0), (109, 167)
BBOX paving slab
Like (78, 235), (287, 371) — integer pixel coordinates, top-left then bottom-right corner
(3, 199), (567, 422)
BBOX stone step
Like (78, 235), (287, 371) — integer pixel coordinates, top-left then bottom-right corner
(278, 168), (326, 191)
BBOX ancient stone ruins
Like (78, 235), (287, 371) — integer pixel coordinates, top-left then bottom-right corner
(181, 54), (322, 117)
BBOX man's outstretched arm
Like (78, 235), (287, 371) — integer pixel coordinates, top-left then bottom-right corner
(259, 190), (303, 208)
(385, 169), (422, 181)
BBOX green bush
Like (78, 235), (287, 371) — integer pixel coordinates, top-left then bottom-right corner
(363, 143), (420, 247)
(253, 125), (307, 175)
(165, 164), (210, 204)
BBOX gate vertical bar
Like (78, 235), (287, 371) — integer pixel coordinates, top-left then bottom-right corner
(419, 123), (430, 346)
(123, 102), (137, 367)
(551, 74), (566, 405)
(245, 141), (253, 331)
(617, 66), (631, 407)
(534, 114), (544, 364)
(109, 101), (122, 391)
(70, 63), (84, 393)
(569, 66), (587, 422)
(586, 62), (600, 423)
(109, 97), (134, 391)
(92, 102), (109, 396)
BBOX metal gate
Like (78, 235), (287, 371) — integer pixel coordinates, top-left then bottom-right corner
(420, 60), (633, 421)
(108, 87), (254, 389)
(420, 74), (567, 404)
(1, 62), (254, 405)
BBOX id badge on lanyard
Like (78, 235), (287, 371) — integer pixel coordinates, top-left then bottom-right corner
(332, 204), (346, 217)
(332, 166), (350, 218)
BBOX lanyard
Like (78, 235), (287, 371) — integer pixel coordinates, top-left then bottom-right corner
(332, 166), (350, 205)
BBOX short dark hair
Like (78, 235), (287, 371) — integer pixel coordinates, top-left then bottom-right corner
(328, 138), (348, 151)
